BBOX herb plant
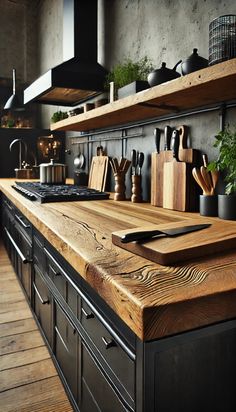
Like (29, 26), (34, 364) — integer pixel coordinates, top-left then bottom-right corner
(208, 127), (236, 194)
(105, 56), (153, 93)
(51, 110), (68, 123)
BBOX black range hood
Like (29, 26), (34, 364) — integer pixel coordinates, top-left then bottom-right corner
(24, 0), (107, 106)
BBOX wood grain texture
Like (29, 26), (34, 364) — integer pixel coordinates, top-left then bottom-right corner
(0, 244), (73, 412)
(1, 179), (236, 340)
(50, 58), (236, 132)
(112, 218), (236, 265)
(151, 151), (173, 207)
(88, 155), (109, 191)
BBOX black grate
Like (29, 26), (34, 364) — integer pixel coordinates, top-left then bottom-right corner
(209, 15), (236, 66)
(12, 182), (109, 203)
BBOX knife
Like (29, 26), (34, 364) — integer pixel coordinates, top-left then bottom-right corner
(163, 125), (172, 151)
(170, 129), (180, 161)
(120, 223), (211, 243)
(154, 128), (161, 153)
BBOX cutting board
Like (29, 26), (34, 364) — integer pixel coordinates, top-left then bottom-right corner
(112, 219), (236, 265)
(178, 125), (198, 164)
(151, 150), (173, 207)
(163, 159), (193, 211)
(88, 156), (109, 191)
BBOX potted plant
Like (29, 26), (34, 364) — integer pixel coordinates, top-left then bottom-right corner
(105, 56), (153, 99)
(51, 110), (68, 123)
(208, 126), (236, 220)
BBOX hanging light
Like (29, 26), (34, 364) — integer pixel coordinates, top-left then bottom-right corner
(4, 68), (25, 111)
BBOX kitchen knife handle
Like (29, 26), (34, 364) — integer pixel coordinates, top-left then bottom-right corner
(178, 125), (188, 149)
(164, 126), (172, 150)
(121, 230), (162, 243)
(170, 130), (179, 161)
(154, 128), (161, 153)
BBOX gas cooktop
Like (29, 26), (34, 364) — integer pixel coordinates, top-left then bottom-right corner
(12, 182), (110, 203)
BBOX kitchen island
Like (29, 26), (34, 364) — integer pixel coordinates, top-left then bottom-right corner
(1, 179), (236, 412)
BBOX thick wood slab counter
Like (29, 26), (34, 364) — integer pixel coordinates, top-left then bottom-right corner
(1, 179), (236, 341)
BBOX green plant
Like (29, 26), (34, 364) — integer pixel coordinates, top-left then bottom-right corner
(208, 126), (236, 194)
(51, 110), (68, 123)
(105, 56), (153, 92)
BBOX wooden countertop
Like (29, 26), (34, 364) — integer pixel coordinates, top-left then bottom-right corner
(1, 179), (236, 341)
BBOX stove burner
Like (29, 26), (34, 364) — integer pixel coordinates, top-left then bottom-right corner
(12, 182), (109, 203)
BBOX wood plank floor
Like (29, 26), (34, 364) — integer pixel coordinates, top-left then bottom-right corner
(0, 241), (74, 412)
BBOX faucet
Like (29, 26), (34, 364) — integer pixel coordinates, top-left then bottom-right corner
(9, 139), (28, 169)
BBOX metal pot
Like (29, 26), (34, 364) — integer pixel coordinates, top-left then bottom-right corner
(181, 48), (208, 75)
(40, 159), (66, 184)
(148, 60), (182, 87)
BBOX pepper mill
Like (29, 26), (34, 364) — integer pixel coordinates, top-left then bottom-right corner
(131, 175), (142, 202)
(114, 172), (126, 201)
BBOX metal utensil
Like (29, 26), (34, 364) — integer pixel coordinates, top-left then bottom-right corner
(121, 223), (211, 243)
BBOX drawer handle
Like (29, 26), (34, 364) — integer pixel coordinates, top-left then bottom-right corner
(102, 336), (116, 349)
(33, 282), (49, 305)
(4, 227), (32, 264)
(82, 307), (94, 319)
(15, 214), (31, 229)
(49, 264), (61, 276)
(55, 326), (69, 352)
(4, 200), (13, 211)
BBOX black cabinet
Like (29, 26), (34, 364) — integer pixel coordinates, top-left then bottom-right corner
(33, 230), (135, 412)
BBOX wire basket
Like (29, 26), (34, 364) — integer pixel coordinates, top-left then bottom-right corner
(209, 15), (236, 65)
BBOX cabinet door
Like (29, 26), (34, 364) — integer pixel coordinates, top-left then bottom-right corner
(33, 265), (52, 347)
(54, 300), (78, 401)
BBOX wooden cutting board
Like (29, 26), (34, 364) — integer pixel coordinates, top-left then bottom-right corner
(88, 156), (109, 191)
(178, 125), (198, 164)
(163, 159), (193, 211)
(112, 219), (236, 265)
(151, 150), (173, 207)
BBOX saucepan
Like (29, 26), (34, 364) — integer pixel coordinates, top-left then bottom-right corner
(40, 159), (66, 184)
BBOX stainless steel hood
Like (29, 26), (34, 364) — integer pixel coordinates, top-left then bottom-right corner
(24, 0), (107, 106)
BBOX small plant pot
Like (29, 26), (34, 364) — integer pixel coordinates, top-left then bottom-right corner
(117, 80), (149, 99)
(218, 194), (236, 220)
(199, 195), (218, 217)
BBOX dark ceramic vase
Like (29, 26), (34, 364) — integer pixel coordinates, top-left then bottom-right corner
(218, 194), (236, 220)
(199, 195), (218, 217)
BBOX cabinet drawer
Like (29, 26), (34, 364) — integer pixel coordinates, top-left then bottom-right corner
(33, 233), (45, 274)
(44, 247), (77, 315)
(81, 300), (135, 404)
(33, 265), (52, 346)
(54, 301), (78, 401)
(80, 342), (128, 412)
(14, 212), (32, 241)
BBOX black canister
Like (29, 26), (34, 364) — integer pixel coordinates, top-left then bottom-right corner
(199, 195), (218, 217)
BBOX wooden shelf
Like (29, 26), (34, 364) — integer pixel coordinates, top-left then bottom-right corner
(51, 58), (236, 132)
